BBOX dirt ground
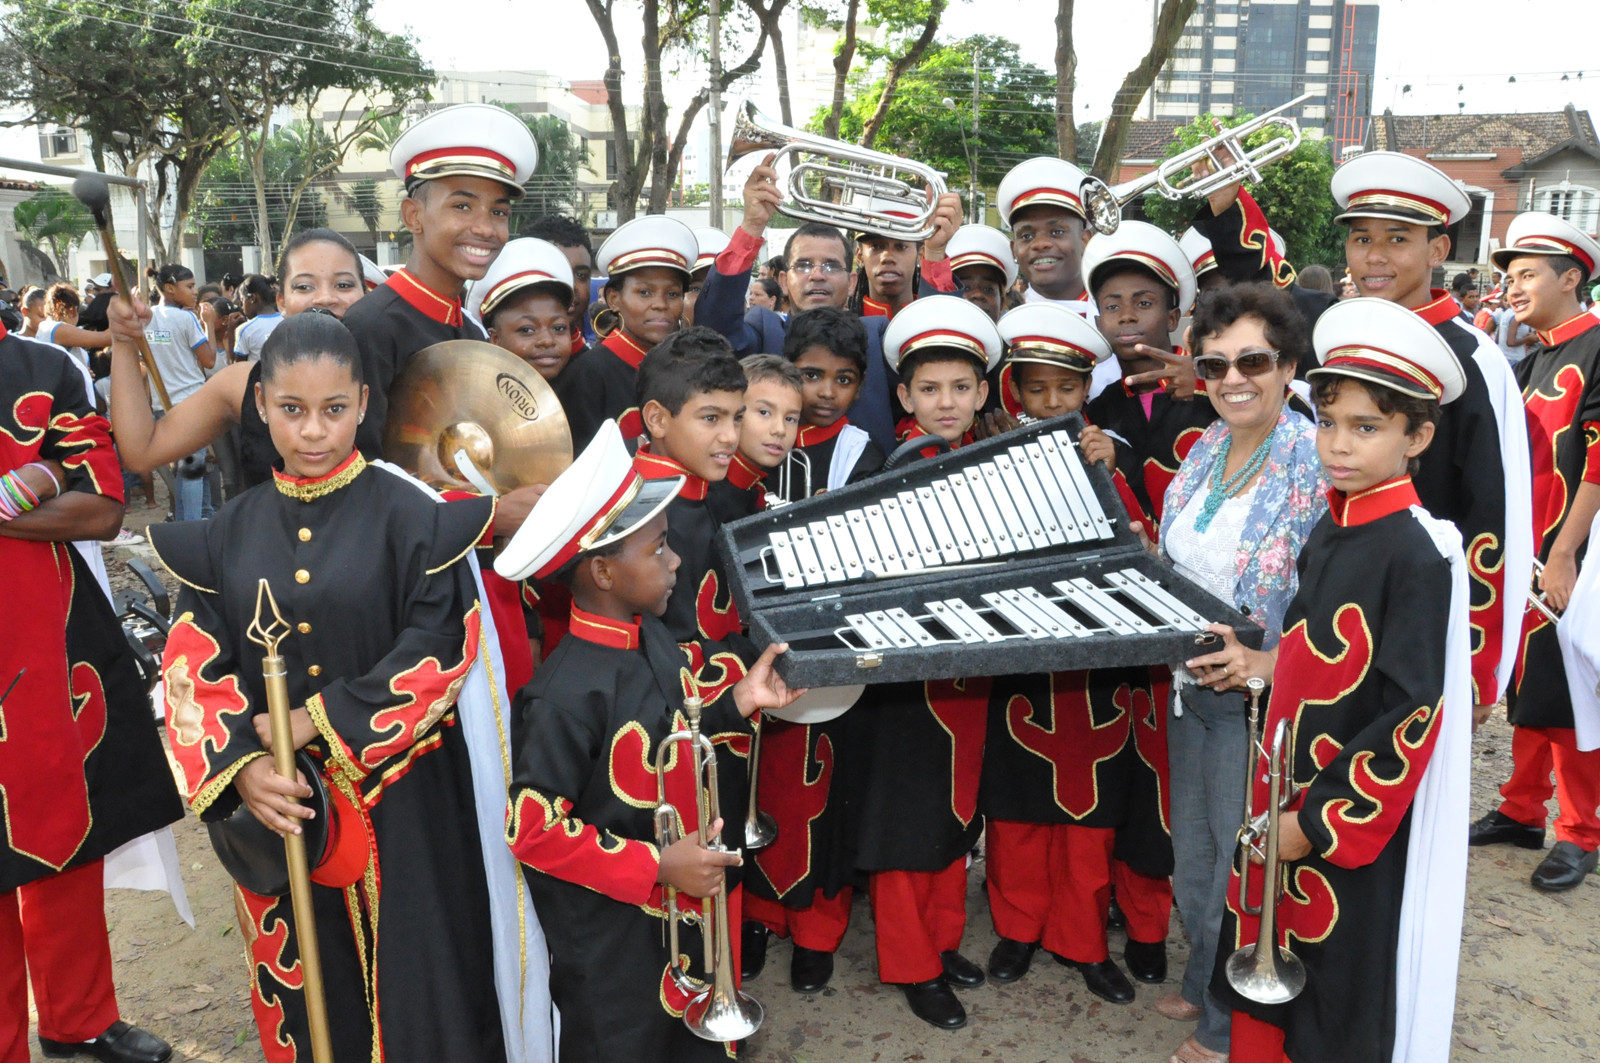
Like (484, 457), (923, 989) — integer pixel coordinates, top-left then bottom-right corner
(32, 493), (1599, 1062)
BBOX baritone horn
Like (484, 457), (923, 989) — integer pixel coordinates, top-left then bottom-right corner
(1225, 686), (1307, 1005)
(725, 99), (947, 240)
(654, 696), (765, 1041)
(1080, 91), (1317, 235)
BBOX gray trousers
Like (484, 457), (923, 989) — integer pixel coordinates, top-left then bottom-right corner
(1169, 683), (1250, 1053)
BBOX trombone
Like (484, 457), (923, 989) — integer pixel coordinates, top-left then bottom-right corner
(654, 696), (765, 1041)
(725, 99), (948, 241)
(1225, 678), (1307, 1005)
(1080, 92), (1316, 235)
(1529, 558), (1562, 625)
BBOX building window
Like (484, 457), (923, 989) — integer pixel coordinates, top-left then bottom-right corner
(38, 127), (77, 158)
(1537, 186), (1600, 235)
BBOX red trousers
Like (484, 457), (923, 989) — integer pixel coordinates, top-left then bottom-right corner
(869, 860), (969, 984)
(1231, 1011), (1292, 1063)
(987, 820), (1169, 963)
(0, 860), (119, 1063)
(1498, 726), (1600, 849)
(743, 888), (853, 953)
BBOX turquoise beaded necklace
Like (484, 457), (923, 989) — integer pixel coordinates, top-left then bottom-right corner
(1193, 431), (1272, 533)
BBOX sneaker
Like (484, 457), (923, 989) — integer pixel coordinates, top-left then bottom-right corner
(112, 528), (145, 546)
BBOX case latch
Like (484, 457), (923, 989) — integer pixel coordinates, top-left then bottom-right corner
(855, 652), (883, 670)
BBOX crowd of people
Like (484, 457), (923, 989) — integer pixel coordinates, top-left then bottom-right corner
(4, 96), (1600, 1063)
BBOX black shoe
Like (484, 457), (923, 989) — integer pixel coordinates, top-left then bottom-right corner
(741, 921), (769, 981)
(39, 1022), (172, 1063)
(1123, 938), (1167, 983)
(1468, 810), (1546, 850)
(1531, 840), (1599, 891)
(940, 949), (986, 988)
(790, 945), (834, 993)
(1054, 955), (1136, 1004)
(1106, 893), (1127, 931)
(987, 937), (1038, 983)
(901, 977), (967, 1029)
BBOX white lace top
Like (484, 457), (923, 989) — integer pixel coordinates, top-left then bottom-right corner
(1166, 480), (1257, 687)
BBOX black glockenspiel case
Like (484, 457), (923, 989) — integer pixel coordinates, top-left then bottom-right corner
(717, 413), (1264, 688)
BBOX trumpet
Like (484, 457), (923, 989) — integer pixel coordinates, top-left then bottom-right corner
(1529, 558), (1561, 624)
(1080, 92), (1316, 235)
(725, 99), (948, 241)
(1225, 680), (1307, 1005)
(654, 696), (765, 1041)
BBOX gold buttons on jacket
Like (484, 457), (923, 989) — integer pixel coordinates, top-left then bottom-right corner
(295, 569), (310, 584)
(298, 528), (312, 542)
(297, 622), (312, 634)
(308, 665), (322, 677)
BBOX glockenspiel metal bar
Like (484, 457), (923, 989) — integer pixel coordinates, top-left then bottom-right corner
(1000, 587), (1074, 639)
(846, 510), (883, 575)
(1068, 576), (1159, 634)
(827, 514), (866, 580)
(1034, 435), (1095, 538)
(949, 473), (1001, 559)
(946, 598), (1006, 643)
(1050, 430), (1115, 539)
(899, 490), (945, 568)
(965, 464), (1016, 555)
(808, 519), (846, 584)
(769, 531), (804, 589)
(917, 486), (965, 565)
(979, 461), (1033, 552)
(932, 480), (982, 562)
(866, 609), (917, 648)
(863, 505), (906, 576)
(1055, 579), (1136, 635)
(886, 606), (941, 647)
(880, 496), (924, 574)
(927, 600), (985, 643)
(1022, 441), (1085, 544)
(1105, 569), (1209, 631)
(993, 453), (1055, 551)
(982, 591), (1050, 639)
(1018, 586), (1094, 638)
(789, 526), (828, 587)
(846, 613), (892, 649)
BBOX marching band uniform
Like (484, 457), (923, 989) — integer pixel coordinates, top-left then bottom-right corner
(981, 306), (1164, 998)
(1, 332), (181, 1063)
(1218, 299), (1472, 1063)
(498, 426), (744, 1062)
(1185, 189), (1337, 336)
(706, 452), (770, 526)
(777, 419), (885, 496)
(153, 455), (515, 1063)
(1331, 152), (1534, 709)
(1489, 216), (1600, 886)
(942, 225), (1026, 413)
(562, 217), (699, 450)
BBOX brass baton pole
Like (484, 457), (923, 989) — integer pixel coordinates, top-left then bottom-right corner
(247, 580), (335, 1063)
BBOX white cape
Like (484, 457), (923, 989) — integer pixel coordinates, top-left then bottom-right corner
(1556, 509), (1600, 751)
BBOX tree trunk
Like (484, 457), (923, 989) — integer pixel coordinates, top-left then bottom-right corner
(858, 0), (947, 149)
(1055, 0), (1077, 163)
(743, 0), (793, 125)
(585, 0), (644, 222)
(823, 0), (861, 140)
(641, 0), (673, 217)
(650, 25), (772, 214)
(1090, 0), (1198, 180)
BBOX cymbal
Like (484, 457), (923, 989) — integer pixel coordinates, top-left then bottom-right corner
(383, 340), (572, 495)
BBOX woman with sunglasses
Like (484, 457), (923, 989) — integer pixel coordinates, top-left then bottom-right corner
(1152, 283), (1327, 1063)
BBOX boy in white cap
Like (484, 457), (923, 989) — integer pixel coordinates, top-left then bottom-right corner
(346, 102), (537, 459)
(1218, 296), (1471, 1063)
(563, 215), (699, 450)
(1473, 214), (1600, 891)
(996, 157), (1097, 314)
(468, 236), (577, 388)
(853, 297), (1001, 1030)
(498, 423), (801, 1063)
(1333, 151), (1532, 719)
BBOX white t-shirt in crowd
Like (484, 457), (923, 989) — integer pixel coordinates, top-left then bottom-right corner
(143, 304), (209, 408)
(233, 311), (283, 363)
(33, 319), (87, 369)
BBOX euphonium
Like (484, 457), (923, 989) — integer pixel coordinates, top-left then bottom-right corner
(1225, 705), (1308, 1005)
(1080, 91), (1316, 235)
(654, 696), (765, 1041)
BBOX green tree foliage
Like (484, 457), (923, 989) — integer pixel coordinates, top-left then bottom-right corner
(1137, 111), (1342, 270)
(12, 188), (94, 277)
(192, 124), (331, 255)
(483, 106), (585, 226)
(342, 179), (385, 248)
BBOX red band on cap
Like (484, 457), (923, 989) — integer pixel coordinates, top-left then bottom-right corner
(535, 472), (643, 579)
(406, 145), (517, 180)
(1325, 344), (1444, 399)
(1346, 187), (1451, 225)
(1512, 234), (1596, 276)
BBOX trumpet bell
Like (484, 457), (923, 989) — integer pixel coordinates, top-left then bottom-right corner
(684, 984), (765, 1042)
(1224, 942), (1307, 1005)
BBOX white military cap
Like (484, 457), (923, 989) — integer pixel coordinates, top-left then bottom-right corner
(495, 422), (682, 582)
(883, 295), (1004, 374)
(595, 216), (699, 281)
(390, 103), (539, 198)
(1490, 212), (1600, 279)
(947, 224), (1019, 289)
(692, 227), (731, 276)
(1309, 297), (1466, 404)
(997, 157), (1092, 228)
(999, 303), (1111, 374)
(1081, 220), (1198, 314)
(357, 254), (388, 291)
(1331, 151), (1471, 228)
(466, 238), (576, 325)
(1179, 227), (1218, 279)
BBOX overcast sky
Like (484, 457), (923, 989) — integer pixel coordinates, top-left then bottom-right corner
(371, 0), (1597, 124)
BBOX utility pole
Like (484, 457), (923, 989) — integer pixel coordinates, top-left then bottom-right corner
(708, 0), (724, 230)
(969, 45), (981, 224)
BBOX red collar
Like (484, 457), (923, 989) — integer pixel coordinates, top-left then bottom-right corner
(726, 452), (768, 491)
(272, 450), (367, 501)
(1412, 290), (1462, 328)
(895, 416), (972, 449)
(0, 319), (8, 340)
(1538, 310), (1600, 348)
(1327, 477), (1420, 527)
(862, 296), (894, 319)
(634, 447), (708, 500)
(570, 331), (586, 356)
(602, 329), (651, 369)
(796, 418), (848, 447)
(568, 605), (641, 650)
(386, 268), (464, 327)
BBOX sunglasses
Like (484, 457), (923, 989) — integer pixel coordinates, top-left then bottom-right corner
(1192, 348), (1280, 381)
